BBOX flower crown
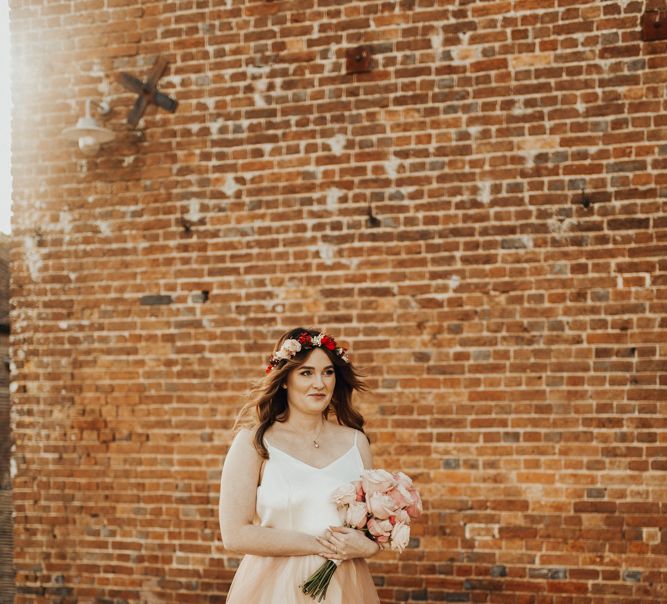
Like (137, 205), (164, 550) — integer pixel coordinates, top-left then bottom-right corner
(265, 331), (350, 374)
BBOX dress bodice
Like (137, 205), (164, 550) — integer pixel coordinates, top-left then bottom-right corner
(256, 431), (364, 537)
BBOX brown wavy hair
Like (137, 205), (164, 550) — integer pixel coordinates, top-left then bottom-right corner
(233, 327), (369, 459)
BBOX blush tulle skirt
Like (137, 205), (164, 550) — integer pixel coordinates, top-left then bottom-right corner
(225, 553), (380, 603)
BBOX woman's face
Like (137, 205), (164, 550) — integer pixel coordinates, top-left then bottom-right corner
(284, 347), (336, 416)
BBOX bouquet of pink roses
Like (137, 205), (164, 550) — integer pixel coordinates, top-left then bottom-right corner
(300, 469), (422, 601)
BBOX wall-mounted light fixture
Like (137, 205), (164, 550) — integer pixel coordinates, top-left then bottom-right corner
(62, 99), (115, 156)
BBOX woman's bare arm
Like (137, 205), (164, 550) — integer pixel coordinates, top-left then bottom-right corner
(219, 428), (321, 556)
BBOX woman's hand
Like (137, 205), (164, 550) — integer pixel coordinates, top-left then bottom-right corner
(316, 526), (380, 561)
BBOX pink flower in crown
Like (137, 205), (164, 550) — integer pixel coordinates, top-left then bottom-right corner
(367, 491), (399, 520)
(361, 469), (397, 496)
(345, 502), (368, 529)
(390, 522), (411, 553)
(275, 338), (301, 359)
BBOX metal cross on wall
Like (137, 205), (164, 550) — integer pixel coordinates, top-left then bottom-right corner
(117, 56), (179, 128)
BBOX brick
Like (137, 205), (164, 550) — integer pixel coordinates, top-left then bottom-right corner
(573, 501), (618, 513)
(607, 218), (651, 231)
(623, 570), (642, 582)
(490, 565), (507, 577)
(139, 295), (173, 306)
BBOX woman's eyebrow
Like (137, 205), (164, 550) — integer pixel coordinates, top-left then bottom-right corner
(299, 365), (334, 370)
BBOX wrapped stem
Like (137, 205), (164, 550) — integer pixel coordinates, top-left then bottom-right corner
(300, 559), (340, 602)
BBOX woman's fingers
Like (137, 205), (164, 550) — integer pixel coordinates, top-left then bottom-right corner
(317, 532), (349, 559)
(316, 536), (336, 552)
(328, 525), (353, 534)
(318, 534), (346, 550)
(318, 526), (378, 560)
(319, 527), (372, 560)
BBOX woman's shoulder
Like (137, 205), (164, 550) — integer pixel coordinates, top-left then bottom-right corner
(328, 423), (369, 446)
(335, 424), (373, 468)
(230, 425), (263, 455)
(232, 425), (256, 443)
(225, 426), (264, 472)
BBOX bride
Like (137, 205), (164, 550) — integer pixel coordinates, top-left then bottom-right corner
(219, 327), (381, 603)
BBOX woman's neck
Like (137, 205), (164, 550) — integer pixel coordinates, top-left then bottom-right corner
(282, 412), (326, 434)
(281, 413), (327, 448)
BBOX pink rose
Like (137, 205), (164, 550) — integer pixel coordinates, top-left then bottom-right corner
(387, 483), (413, 509)
(361, 469), (396, 496)
(390, 522), (411, 553)
(392, 508), (410, 525)
(354, 480), (365, 502)
(332, 483), (357, 507)
(345, 502), (368, 529)
(367, 491), (399, 520)
(406, 488), (423, 519)
(393, 471), (413, 490)
(367, 517), (393, 540)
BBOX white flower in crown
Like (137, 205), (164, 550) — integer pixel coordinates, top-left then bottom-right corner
(337, 347), (350, 363)
(275, 338), (301, 359)
(311, 334), (323, 346)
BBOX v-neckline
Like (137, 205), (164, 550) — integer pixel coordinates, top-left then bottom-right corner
(266, 441), (357, 471)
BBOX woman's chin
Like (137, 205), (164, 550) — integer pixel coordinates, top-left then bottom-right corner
(302, 396), (331, 411)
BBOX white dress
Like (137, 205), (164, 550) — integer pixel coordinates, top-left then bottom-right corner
(225, 430), (380, 603)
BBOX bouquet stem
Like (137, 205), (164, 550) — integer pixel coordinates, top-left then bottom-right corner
(300, 559), (340, 602)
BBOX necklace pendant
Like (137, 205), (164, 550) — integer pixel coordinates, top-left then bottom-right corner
(313, 440), (320, 448)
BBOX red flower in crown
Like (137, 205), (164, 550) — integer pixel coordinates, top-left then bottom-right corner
(321, 335), (336, 350)
(298, 332), (313, 346)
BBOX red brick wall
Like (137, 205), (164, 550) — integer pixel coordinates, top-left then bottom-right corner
(9, 1), (667, 602)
